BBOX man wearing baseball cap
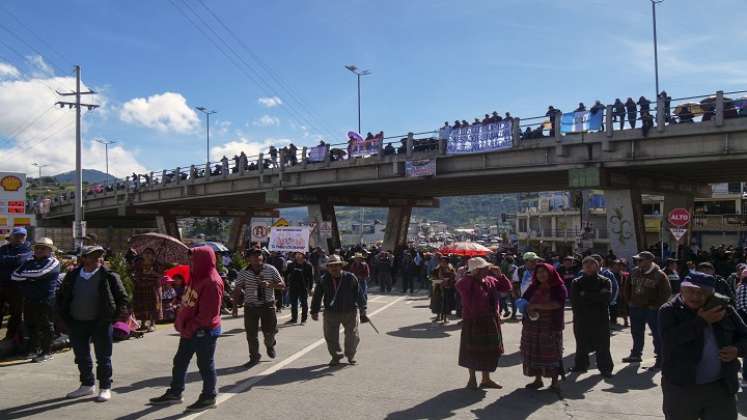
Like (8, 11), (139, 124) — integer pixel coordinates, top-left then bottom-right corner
(622, 250), (671, 369)
(659, 271), (747, 419)
(0, 226), (32, 340)
(11, 237), (60, 362)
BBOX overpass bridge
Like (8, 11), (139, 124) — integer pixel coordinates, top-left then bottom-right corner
(40, 90), (747, 258)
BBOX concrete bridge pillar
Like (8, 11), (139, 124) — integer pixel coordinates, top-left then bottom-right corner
(307, 201), (341, 253)
(383, 206), (412, 253)
(156, 215), (181, 241)
(227, 214), (250, 251)
(604, 189), (645, 262)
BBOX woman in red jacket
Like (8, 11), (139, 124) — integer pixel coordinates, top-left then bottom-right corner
(149, 246), (224, 412)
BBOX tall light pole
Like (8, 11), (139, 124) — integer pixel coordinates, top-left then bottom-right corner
(651, 0), (664, 99)
(93, 138), (117, 187)
(32, 162), (49, 180)
(196, 107), (217, 163)
(344, 65), (371, 134)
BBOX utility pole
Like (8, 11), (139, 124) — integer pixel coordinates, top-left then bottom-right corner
(56, 65), (98, 250)
(651, 0), (664, 99)
(196, 107), (216, 164)
(32, 162), (49, 180)
(93, 138), (117, 187)
(344, 65), (371, 133)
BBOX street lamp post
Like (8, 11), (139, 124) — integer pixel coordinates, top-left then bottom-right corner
(32, 162), (49, 181)
(651, 0), (664, 99)
(93, 138), (117, 187)
(344, 65), (371, 134)
(196, 107), (217, 164)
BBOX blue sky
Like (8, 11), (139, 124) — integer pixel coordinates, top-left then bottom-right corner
(0, 0), (745, 177)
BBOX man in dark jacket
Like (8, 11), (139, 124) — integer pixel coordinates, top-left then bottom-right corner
(659, 271), (747, 420)
(625, 97), (638, 129)
(0, 227), (32, 340)
(311, 255), (368, 366)
(57, 245), (128, 402)
(570, 256), (614, 377)
(11, 237), (60, 362)
(622, 251), (671, 369)
(285, 252), (314, 324)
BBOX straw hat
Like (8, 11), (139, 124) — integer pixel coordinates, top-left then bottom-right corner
(467, 257), (491, 273)
(33, 237), (56, 252)
(326, 254), (344, 266)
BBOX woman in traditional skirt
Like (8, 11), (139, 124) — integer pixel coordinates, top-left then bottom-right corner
(456, 257), (511, 389)
(520, 262), (568, 390)
(431, 255), (456, 323)
(133, 248), (163, 332)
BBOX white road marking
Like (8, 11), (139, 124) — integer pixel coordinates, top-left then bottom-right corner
(184, 295), (406, 419)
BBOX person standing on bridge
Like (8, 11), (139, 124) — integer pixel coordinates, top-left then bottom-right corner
(150, 246), (223, 412)
(456, 257), (508, 389)
(57, 245), (128, 402)
(613, 99), (626, 130)
(311, 255), (368, 366)
(233, 248), (284, 367)
(625, 97), (638, 129)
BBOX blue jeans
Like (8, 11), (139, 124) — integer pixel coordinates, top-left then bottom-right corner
(629, 305), (661, 359)
(68, 320), (113, 388)
(359, 279), (368, 305)
(169, 333), (218, 399)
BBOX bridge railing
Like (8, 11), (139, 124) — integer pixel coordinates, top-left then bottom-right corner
(43, 88), (747, 210)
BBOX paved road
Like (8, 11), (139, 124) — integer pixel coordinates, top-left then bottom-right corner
(1, 293), (747, 419)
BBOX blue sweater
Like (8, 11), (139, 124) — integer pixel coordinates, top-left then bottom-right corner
(11, 256), (60, 303)
(0, 242), (32, 286)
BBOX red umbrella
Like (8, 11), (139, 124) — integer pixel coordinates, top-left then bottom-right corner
(439, 242), (492, 257)
(164, 265), (191, 285)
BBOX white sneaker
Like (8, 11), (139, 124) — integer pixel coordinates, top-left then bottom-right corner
(66, 385), (96, 399)
(741, 380), (747, 388)
(96, 388), (111, 402)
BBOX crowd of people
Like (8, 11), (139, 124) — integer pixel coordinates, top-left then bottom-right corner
(4, 225), (747, 417)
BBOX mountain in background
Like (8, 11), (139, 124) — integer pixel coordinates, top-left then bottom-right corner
(52, 169), (118, 184)
(281, 194), (519, 227)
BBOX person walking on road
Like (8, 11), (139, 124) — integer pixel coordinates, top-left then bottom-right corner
(57, 245), (129, 402)
(456, 257), (510, 390)
(150, 246), (224, 412)
(520, 263), (568, 390)
(11, 237), (60, 362)
(659, 271), (747, 420)
(622, 251), (671, 370)
(0, 226), (32, 341)
(310, 255), (368, 366)
(284, 252), (314, 324)
(375, 251), (394, 293)
(232, 248), (284, 367)
(570, 256), (614, 377)
(349, 252), (370, 303)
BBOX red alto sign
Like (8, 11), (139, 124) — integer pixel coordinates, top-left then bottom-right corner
(667, 208), (691, 227)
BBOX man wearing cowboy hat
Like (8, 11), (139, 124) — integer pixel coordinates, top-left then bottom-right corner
(11, 237), (60, 363)
(311, 254), (368, 366)
(349, 252), (370, 303)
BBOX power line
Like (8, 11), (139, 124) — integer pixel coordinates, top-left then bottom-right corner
(0, 37), (61, 94)
(0, 103), (57, 148)
(170, 0), (337, 141)
(196, 0), (340, 139)
(0, 20), (66, 71)
(0, 3), (70, 68)
(2, 118), (75, 159)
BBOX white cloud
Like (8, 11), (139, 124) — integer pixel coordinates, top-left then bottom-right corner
(0, 63), (146, 177)
(0, 63), (20, 79)
(210, 137), (290, 161)
(26, 55), (54, 78)
(119, 92), (198, 133)
(252, 114), (280, 127)
(257, 96), (282, 108)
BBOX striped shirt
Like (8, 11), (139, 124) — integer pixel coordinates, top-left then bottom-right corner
(736, 284), (747, 313)
(235, 264), (284, 307)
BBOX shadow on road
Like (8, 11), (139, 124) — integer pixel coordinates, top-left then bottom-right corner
(218, 363), (336, 393)
(113, 364), (246, 394)
(385, 388), (487, 420)
(386, 322), (460, 339)
(600, 364), (657, 394)
(0, 395), (94, 419)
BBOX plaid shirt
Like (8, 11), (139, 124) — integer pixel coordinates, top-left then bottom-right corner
(736, 284), (747, 313)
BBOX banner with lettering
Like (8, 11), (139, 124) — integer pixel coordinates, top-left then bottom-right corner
(446, 120), (512, 154)
(348, 131), (382, 158)
(560, 110), (603, 134)
(268, 226), (311, 253)
(307, 145), (327, 162)
(405, 159), (436, 177)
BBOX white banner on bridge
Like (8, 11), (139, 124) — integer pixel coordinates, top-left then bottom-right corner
(268, 226), (311, 253)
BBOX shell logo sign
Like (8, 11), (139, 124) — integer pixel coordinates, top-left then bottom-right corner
(0, 175), (22, 192)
